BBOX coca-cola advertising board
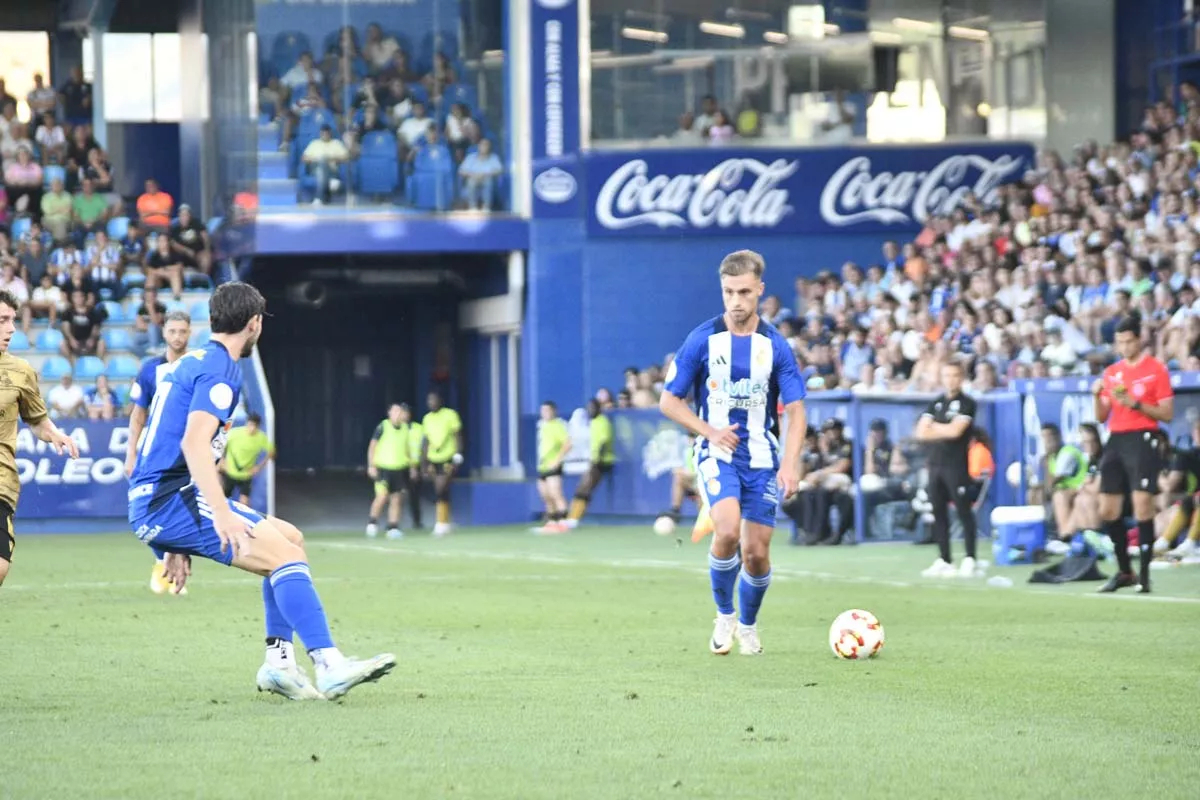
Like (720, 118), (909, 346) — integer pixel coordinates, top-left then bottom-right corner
(581, 143), (1035, 237)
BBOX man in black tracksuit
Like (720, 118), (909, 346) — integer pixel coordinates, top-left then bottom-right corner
(915, 360), (980, 578)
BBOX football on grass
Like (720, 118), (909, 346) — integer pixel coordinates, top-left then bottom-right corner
(829, 609), (885, 660)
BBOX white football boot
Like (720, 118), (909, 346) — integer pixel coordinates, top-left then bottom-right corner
(710, 613), (737, 655)
(316, 653), (397, 700)
(256, 663), (324, 701)
(365, 523), (379, 538)
(735, 624), (763, 655)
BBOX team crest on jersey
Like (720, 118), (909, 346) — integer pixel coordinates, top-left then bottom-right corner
(0, 372), (13, 387)
(949, 400), (960, 412)
(754, 347), (771, 366)
(706, 478), (721, 496)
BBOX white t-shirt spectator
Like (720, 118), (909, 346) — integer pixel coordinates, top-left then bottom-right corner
(0, 275), (29, 303)
(399, 116), (433, 147)
(36, 124), (66, 152)
(48, 382), (85, 417)
(32, 283), (63, 309)
(281, 64), (323, 94)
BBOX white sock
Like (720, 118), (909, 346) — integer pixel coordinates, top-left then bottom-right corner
(310, 647), (346, 671)
(266, 639), (295, 669)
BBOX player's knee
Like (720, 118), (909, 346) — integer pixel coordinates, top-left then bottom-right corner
(742, 550), (770, 575)
(270, 517), (305, 549)
(0, 560), (9, 587)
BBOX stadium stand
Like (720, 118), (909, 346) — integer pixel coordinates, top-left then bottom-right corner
(254, 13), (505, 210)
(608, 92), (1200, 405)
(0, 66), (215, 417)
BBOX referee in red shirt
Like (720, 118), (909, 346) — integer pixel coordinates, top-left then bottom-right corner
(1092, 312), (1174, 594)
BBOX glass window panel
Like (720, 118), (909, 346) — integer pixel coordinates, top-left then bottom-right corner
(103, 33), (154, 122)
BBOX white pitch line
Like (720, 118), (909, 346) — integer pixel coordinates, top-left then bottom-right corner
(0, 572), (619, 593)
(313, 541), (1200, 605)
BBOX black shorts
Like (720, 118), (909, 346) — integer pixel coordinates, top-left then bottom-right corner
(1100, 431), (1165, 497)
(538, 466), (564, 480)
(221, 473), (253, 498)
(428, 461), (456, 477)
(0, 501), (14, 562)
(374, 468), (410, 494)
(591, 462), (614, 476)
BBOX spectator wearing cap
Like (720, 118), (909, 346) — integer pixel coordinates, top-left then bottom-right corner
(136, 178), (174, 232)
(168, 204), (212, 276)
(301, 124), (349, 206)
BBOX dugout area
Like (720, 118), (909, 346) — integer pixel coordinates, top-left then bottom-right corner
(246, 253), (521, 527)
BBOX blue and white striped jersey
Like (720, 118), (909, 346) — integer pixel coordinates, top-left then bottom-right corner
(663, 316), (806, 471)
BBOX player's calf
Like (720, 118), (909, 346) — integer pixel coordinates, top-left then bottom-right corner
(0, 558), (10, 588)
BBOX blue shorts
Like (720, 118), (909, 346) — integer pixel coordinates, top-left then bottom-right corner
(696, 456), (779, 527)
(131, 486), (265, 566)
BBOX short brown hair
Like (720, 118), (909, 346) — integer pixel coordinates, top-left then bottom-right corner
(0, 288), (20, 314)
(941, 358), (965, 372)
(718, 249), (766, 279)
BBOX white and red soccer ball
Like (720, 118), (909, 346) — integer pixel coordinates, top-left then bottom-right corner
(828, 609), (885, 660)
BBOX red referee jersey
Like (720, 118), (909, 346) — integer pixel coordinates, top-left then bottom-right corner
(1100, 355), (1172, 433)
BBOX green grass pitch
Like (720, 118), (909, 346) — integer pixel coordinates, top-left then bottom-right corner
(3, 526), (1199, 799)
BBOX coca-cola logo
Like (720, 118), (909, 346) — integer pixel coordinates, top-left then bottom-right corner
(818, 154), (1026, 227)
(594, 158), (797, 231)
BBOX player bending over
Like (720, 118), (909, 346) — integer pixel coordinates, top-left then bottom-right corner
(0, 290), (79, 588)
(126, 310), (192, 595)
(128, 282), (394, 699)
(659, 250), (806, 655)
(566, 400), (616, 528)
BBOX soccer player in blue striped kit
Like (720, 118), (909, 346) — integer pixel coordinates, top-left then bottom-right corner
(660, 250), (807, 655)
(128, 282), (395, 700)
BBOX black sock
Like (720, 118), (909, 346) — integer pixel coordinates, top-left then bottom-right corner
(1137, 519), (1155, 584)
(265, 636), (285, 647)
(368, 517), (377, 526)
(387, 521), (399, 530)
(1106, 519), (1133, 574)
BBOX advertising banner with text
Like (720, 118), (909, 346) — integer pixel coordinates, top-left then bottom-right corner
(580, 142), (1036, 238)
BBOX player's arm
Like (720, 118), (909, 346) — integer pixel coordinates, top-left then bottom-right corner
(1132, 366), (1175, 422)
(366, 423), (382, 478)
(184, 377), (251, 554)
(774, 336), (808, 497)
(19, 365), (78, 457)
(659, 333), (737, 449)
(914, 404), (937, 440)
(929, 415), (973, 440)
(555, 423), (572, 465)
(124, 368), (155, 475)
(1091, 378), (1111, 422)
(451, 412), (464, 466)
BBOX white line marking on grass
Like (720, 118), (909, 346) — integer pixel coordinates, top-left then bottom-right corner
(313, 541), (1200, 605)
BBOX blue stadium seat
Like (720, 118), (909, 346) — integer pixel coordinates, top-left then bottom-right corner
(100, 300), (122, 322)
(269, 31), (312, 79)
(74, 355), (106, 379)
(111, 383), (130, 408)
(8, 330), (29, 351)
(105, 355), (141, 380)
(103, 328), (133, 351)
(122, 270), (146, 288)
(184, 273), (213, 291)
(36, 329), (64, 352)
(358, 131), (399, 196)
(10, 216), (31, 241)
(166, 300), (189, 315)
(189, 302), (210, 322)
(189, 328), (211, 348)
(40, 356), (71, 379)
(43, 164), (66, 189)
(107, 216), (130, 241)
(410, 143), (456, 211)
(297, 108), (336, 140)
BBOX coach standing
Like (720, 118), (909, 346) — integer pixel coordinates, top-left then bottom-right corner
(1092, 313), (1173, 594)
(914, 360), (981, 579)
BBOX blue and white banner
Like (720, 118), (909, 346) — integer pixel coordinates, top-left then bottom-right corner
(583, 142), (1035, 237)
(530, 0), (580, 161)
(16, 422), (131, 518)
(15, 421), (269, 520)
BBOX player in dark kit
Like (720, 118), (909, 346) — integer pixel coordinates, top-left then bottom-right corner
(1092, 313), (1173, 593)
(915, 360), (982, 579)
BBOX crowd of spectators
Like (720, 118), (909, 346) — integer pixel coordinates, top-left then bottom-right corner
(0, 69), (213, 418)
(262, 23), (503, 209)
(616, 86), (1200, 403)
